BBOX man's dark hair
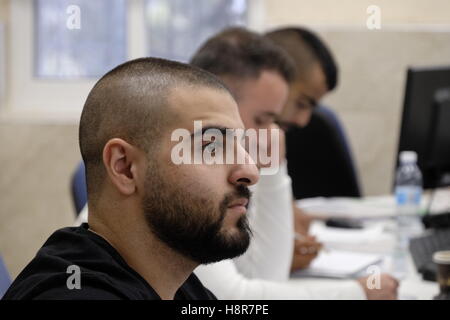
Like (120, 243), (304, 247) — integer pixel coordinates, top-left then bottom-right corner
(190, 27), (295, 86)
(79, 57), (228, 205)
(265, 27), (338, 91)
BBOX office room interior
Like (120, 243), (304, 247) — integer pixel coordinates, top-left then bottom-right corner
(1, 0), (450, 301)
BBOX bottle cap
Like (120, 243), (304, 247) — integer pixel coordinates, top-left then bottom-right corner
(433, 250), (450, 265)
(400, 151), (417, 163)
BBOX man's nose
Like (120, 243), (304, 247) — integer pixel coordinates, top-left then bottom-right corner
(295, 109), (313, 127)
(228, 151), (259, 187)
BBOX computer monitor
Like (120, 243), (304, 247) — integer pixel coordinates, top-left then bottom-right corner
(396, 66), (450, 190)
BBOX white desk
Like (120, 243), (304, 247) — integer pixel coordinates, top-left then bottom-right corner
(295, 219), (440, 300)
(294, 192), (450, 300)
(399, 254), (438, 300)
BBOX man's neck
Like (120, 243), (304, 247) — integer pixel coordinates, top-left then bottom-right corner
(88, 213), (197, 300)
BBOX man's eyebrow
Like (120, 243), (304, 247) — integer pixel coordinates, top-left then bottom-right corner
(191, 126), (236, 138)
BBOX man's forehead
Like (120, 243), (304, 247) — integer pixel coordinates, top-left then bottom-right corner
(167, 86), (244, 130)
(291, 79), (319, 100)
(168, 85), (233, 106)
(293, 65), (327, 98)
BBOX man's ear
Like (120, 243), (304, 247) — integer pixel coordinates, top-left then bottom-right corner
(102, 138), (143, 196)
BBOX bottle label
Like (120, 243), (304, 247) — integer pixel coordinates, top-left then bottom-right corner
(395, 186), (422, 206)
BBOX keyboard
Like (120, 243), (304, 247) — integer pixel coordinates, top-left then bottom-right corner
(409, 228), (450, 281)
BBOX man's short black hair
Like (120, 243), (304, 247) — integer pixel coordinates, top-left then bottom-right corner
(190, 27), (295, 85)
(79, 57), (229, 205)
(265, 27), (338, 91)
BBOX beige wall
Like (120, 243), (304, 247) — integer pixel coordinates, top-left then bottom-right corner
(0, 0), (81, 278)
(315, 30), (450, 195)
(0, 0), (9, 22)
(0, 124), (79, 278)
(266, 0), (450, 26)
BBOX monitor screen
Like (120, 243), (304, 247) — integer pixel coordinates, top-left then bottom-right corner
(396, 66), (450, 189)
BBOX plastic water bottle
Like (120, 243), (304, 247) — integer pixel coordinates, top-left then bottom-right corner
(392, 151), (424, 278)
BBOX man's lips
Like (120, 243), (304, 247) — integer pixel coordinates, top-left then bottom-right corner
(227, 198), (249, 214)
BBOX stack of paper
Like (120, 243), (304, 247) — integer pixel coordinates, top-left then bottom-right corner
(292, 250), (382, 279)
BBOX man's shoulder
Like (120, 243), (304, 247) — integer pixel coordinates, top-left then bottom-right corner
(3, 225), (158, 300)
(33, 286), (123, 300)
(3, 266), (159, 300)
(176, 273), (217, 300)
(3, 272), (125, 300)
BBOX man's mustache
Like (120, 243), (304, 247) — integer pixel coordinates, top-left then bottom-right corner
(223, 184), (251, 209)
(275, 119), (298, 132)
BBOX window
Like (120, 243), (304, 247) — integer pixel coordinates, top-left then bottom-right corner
(34, 0), (127, 78)
(145, 0), (248, 62)
(6, 0), (258, 121)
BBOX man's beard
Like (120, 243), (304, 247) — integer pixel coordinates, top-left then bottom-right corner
(142, 165), (252, 264)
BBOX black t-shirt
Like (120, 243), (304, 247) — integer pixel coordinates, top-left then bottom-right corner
(2, 223), (216, 300)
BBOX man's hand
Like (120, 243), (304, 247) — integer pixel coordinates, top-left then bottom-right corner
(293, 204), (314, 235)
(357, 274), (399, 300)
(291, 234), (322, 271)
(291, 204), (318, 271)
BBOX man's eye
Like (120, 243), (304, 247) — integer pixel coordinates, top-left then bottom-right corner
(203, 141), (221, 153)
(296, 102), (308, 109)
(297, 100), (314, 110)
(255, 117), (272, 126)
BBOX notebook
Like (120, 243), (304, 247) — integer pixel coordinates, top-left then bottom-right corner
(291, 250), (383, 279)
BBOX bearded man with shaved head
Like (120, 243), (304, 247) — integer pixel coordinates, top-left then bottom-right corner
(3, 57), (259, 300)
